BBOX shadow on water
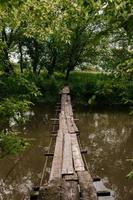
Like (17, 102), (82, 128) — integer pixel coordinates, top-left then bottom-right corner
(0, 103), (133, 200)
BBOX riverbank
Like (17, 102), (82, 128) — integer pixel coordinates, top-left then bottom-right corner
(0, 71), (133, 155)
(0, 71), (133, 123)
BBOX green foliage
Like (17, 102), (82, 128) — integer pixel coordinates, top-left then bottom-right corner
(0, 0), (132, 78)
(117, 58), (133, 78)
(0, 131), (30, 156)
(127, 170), (133, 179)
(0, 98), (32, 128)
(34, 73), (64, 103)
(0, 72), (42, 129)
(69, 72), (133, 106)
(0, 73), (41, 100)
(0, 0), (133, 161)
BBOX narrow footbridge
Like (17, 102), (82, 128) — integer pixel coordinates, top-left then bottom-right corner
(31, 86), (114, 200)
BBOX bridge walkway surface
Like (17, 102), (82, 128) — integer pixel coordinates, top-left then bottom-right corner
(30, 86), (114, 200)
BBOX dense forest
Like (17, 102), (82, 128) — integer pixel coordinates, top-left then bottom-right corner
(0, 0), (133, 178)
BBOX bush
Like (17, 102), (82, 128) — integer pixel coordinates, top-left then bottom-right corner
(0, 73), (41, 100)
(0, 98), (32, 129)
(69, 71), (133, 106)
(0, 131), (30, 156)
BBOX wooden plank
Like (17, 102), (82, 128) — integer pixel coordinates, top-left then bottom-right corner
(44, 153), (54, 156)
(66, 115), (75, 134)
(61, 94), (67, 112)
(64, 172), (78, 181)
(66, 95), (73, 116)
(62, 133), (74, 175)
(93, 180), (110, 193)
(71, 134), (85, 171)
(98, 197), (114, 200)
(78, 171), (97, 200)
(60, 111), (69, 135)
(64, 95), (79, 133)
(40, 185), (61, 200)
(48, 86), (100, 200)
(62, 86), (70, 94)
(70, 117), (79, 133)
(64, 100), (76, 133)
(49, 129), (63, 183)
(93, 180), (114, 200)
(61, 180), (79, 200)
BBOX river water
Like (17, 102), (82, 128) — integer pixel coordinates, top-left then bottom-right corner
(0, 104), (133, 200)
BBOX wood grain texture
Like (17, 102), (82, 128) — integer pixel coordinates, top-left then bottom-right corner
(78, 171), (98, 200)
(49, 129), (63, 183)
(71, 134), (85, 171)
(62, 133), (74, 175)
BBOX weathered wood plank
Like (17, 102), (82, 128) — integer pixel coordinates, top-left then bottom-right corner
(66, 115), (75, 134)
(78, 171), (97, 200)
(60, 111), (69, 135)
(71, 118), (79, 133)
(61, 94), (67, 112)
(46, 86), (111, 200)
(64, 172), (78, 181)
(93, 180), (110, 193)
(61, 179), (79, 200)
(66, 95), (73, 116)
(71, 134), (85, 171)
(98, 197), (113, 200)
(49, 129), (63, 183)
(62, 86), (70, 94)
(62, 133), (74, 175)
(93, 180), (114, 200)
(39, 185), (61, 200)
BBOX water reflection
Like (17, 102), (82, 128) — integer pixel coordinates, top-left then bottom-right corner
(76, 110), (133, 200)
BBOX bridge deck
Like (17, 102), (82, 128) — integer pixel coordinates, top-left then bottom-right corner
(37, 86), (114, 200)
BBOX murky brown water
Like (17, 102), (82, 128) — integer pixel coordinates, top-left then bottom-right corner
(0, 104), (133, 200)
(76, 108), (133, 200)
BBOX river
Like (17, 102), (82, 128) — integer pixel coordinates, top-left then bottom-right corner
(0, 104), (133, 200)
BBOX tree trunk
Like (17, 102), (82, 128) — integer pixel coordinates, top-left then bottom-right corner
(65, 68), (71, 81)
(1, 27), (13, 74)
(32, 40), (39, 74)
(19, 42), (23, 73)
(47, 67), (54, 78)
(33, 62), (37, 74)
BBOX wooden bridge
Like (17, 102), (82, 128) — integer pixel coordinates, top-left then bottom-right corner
(31, 86), (114, 200)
